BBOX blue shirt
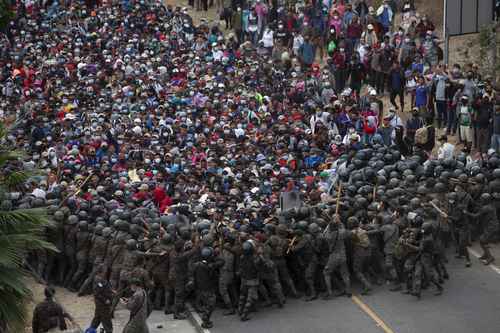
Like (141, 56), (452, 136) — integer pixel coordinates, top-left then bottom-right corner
(415, 85), (428, 108)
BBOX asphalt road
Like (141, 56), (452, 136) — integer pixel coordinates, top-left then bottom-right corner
(209, 252), (500, 333)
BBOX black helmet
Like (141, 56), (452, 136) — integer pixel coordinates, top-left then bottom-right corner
(410, 198), (421, 209)
(458, 173), (468, 183)
(94, 225), (104, 235)
(201, 247), (214, 259)
(78, 221), (88, 230)
(448, 192), (458, 202)
(126, 239), (137, 250)
(475, 173), (485, 183)
(493, 169), (500, 179)
(242, 240), (254, 255)
(67, 215), (79, 225)
(480, 193), (492, 202)
(78, 210), (88, 220)
(308, 223), (320, 234)
(434, 182), (446, 193)
(161, 233), (173, 245)
(417, 186), (428, 195)
(54, 210), (65, 221)
(421, 222), (433, 234)
(102, 227), (113, 238)
(297, 220), (309, 231)
(347, 216), (359, 229)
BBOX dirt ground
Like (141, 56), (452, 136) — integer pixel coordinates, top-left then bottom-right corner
(24, 277), (95, 332)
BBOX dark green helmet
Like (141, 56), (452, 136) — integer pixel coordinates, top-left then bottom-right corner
(126, 239), (137, 250)
(67, 215), (79, 225)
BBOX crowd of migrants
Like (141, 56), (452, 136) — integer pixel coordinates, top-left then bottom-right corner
(2, 0), (500, 332)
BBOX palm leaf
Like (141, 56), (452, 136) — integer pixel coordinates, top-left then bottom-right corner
(0, 123), (54, 331)
(2, 170), (33, 189)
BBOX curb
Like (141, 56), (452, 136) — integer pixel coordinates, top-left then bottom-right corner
(187, 303), (211, 333)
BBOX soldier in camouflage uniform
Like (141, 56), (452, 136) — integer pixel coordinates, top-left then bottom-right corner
(273, 225), (300, 297)
(63, 214), (79, 287)
(32, 287), (70, 333)
(238, 240), (263, 321)
(447, 190), (472, 267)
(70, 220), (92, 291)
(193, 247), (225, 328)
(171, 239), (199, 319)
(89, 264), (114, 333)
(145, 233), (172, 312)
(348, 217), (372, 294)
(107, 221), (131, 289)
(411, 223), (443, 299)
(79, 226), (112, 296)
(111, 238), (143, 315)
(379, 215), (402, 291)
(465, 193), (499, 265)
(290, 222), (318, 301)
(323, 217), (352, 299)
(218, 233), (238, 315)
(259, 234), (285, 307)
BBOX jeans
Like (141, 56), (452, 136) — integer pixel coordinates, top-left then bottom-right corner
(491, 134), (500, 153)
(435, 100), (447, 129)
(446, 110), (457, 135)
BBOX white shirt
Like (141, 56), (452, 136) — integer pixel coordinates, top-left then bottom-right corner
(260, 30), (274, 48)
(437, 142), (455, 160)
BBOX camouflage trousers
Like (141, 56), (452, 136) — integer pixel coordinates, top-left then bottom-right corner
(238, 279), (259, 316)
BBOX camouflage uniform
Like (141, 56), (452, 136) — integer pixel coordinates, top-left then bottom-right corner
(323, 225), (351, 298)
(90, 274), (114, 333)
(70, 223), (92, 290)
(218, 243), (237, 313)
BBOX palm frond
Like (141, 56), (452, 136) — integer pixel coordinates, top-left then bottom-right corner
(2, 170), (33, 189)
(0, 150), (24, 168)
(0, 208), (51, 232)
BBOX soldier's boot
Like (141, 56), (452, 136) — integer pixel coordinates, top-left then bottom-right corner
(223, 306), (236, 316)
(173, 303), (187, 320)
(164, 288), (174, 315)
(322, 272), (334, 300)
(152, 289), (162, 310)
(288, 281), (300, 298)
(359, 276), (372, 295)
(433, 283), (443, 296)
(259, 285), (272, 307)
(464, 249), (471, 267)
(305, 280), (317, 302)
(402, 276), (412, 294)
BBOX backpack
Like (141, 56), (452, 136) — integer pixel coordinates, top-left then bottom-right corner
(355, 228), (370, 248)
(415, 126), (429, 145)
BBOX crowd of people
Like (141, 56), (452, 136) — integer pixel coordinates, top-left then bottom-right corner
(1, 0), (499, 332)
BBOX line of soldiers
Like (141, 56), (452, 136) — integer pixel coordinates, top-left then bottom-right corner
(25, 157), (500, 331)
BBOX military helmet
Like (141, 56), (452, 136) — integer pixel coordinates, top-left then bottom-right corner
(201, 247), (213, 259)
(94, 225), (104, 235)
(102, 227), (113, 237)
(54, 210), (65, 221)
(67, 215), (79, 225)
(161, 233), (174, 245)
(242, 240), (254, 254)
(475, 173), (485, 183)
(347, 216), (359, 229)
(126, 239), (137, 250)
(78, 221), (88, 230)
(480, 192), (492, 202)
(78, 210), (88, 220)
(308, 223), (320, 234)
(493, 168), (500, 179)
(434, 182), (446, 193)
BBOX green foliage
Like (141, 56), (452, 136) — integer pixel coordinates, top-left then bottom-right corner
(0, 123), (54, 332)
(0, 0), (14, 31)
